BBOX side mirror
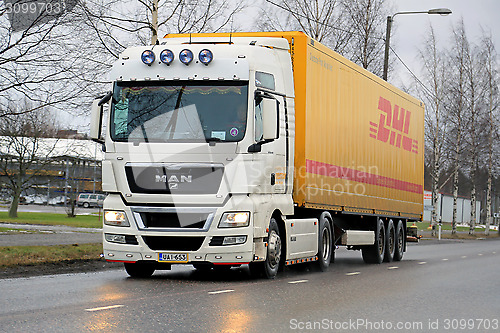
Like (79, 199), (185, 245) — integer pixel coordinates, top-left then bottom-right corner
(90, 99), (104, 143)
(90, 92), (111, 143)
(262, 98), (278, 140)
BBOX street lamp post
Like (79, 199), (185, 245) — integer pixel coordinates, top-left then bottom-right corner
(383, 8), (452, 81)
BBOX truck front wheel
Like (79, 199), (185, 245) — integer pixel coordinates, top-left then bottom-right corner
(362, 218), (386, 264)
(250, 218), (282, 279)
(124, 262), (155, 278)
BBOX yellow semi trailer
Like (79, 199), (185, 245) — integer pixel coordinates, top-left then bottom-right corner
(91, 31), (424, 278)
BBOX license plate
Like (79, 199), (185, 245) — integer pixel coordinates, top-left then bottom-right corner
(158, 253), (188, 263)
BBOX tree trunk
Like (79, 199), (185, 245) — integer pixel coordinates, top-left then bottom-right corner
(8, 189), (21, 218)
(451, 163), (459, 235)
(431, 141), (440, 237)
(469, 165), (476, 235)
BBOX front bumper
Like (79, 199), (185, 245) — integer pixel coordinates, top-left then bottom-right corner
(102, 194), (255, 265)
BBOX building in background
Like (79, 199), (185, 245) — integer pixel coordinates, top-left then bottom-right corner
(0, 137), (103, 204)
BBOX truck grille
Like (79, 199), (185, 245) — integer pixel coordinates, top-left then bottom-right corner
(142, 236), (205, 251)
(125, 163), (224, 194)
(140, 212), (209, 229)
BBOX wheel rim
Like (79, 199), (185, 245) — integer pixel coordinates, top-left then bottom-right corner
(389, 226), (395, 254)
(322, 226), (331, 261)
(378, 226), (385, 255)
(397, 226), (404, 254)
(267, 230), (281, 268)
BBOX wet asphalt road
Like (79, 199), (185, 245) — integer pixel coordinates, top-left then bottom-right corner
(0, 239), (499, 333)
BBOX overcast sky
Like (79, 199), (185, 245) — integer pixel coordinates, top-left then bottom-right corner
(389, 0), (499, 86)
(65, 0), (500, 130)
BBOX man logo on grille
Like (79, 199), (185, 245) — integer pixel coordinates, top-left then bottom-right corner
(155, 175), (193, 189)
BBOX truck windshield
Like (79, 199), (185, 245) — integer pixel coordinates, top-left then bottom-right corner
(110, 81), (248, 142)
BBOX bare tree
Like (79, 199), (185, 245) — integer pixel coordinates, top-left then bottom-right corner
(463, 33), (485, 236)
(0, 3), (100, 119)
(446, 20), (470, 234)
(0, 104), (61, 218)
(256, 0), (352, 52)
(341, 0), (389, 76)
(479, 30), (499, 236)
(418, 25), (449, 235)
(79, 0), (247, 54)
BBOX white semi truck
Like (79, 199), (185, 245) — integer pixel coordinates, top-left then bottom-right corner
(91, 32), (424, 278)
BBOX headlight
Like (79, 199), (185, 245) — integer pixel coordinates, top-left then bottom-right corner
(141, 50), (155, 65)
(104, 211), (130, 227)
(160, 49), (174, 65)
(219, 212), (250, 228)
(179, 49), (193, 65)
(199, 49), (213, 65)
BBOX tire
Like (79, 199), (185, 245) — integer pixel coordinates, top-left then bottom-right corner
(384, 219), (396, 262)
(124, 262), (155, 278)
(393, 220), (405, 261)
(362, 218), (386, 264)
(252, 218), (282, 279)
(315, 212), (333, 271)
(83, 202), (89, 208)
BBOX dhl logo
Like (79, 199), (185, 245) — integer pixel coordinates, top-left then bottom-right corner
(369, 96), (418, 154)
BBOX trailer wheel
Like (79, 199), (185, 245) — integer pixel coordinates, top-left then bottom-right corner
(83, 202), (89, 208)
(315, 213), (333, 271)
(393, 220), (405, 261)
(362, 218), (386, 264)
(124, 262), (155, 278)
(384, 220), (395, 262)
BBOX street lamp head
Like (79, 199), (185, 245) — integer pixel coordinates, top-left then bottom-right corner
(428, 8), (452, 16)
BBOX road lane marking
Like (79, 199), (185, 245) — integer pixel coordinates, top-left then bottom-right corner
(493, 252), (496, 254)
(418, 262), (427, 265)
(346, 272), (360, 276)
(388, 266), (399, 270)
(85, 305), (124, 312)
(208, 289), (234, 295)
(442, 259), (449, 261)
(478, 254), (483, 256)
(461, 256), (467, 259)
(288, 280), (308, 284)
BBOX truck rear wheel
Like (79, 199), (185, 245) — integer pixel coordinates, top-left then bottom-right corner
(393, 220), (405, 261)
(124, 262), (155, 278)
(384, 219), (396, 262)
(362, 218), (385, 264)
(315, 213), (333, 271)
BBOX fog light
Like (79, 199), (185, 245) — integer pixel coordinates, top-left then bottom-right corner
(222, 236), (247, 245)
(105, 233), (126, 244)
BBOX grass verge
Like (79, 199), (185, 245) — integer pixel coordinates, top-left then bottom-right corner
(408, 222), (499, 239)
(0, 243), (102, 268)
(0, 212), (101, 229)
